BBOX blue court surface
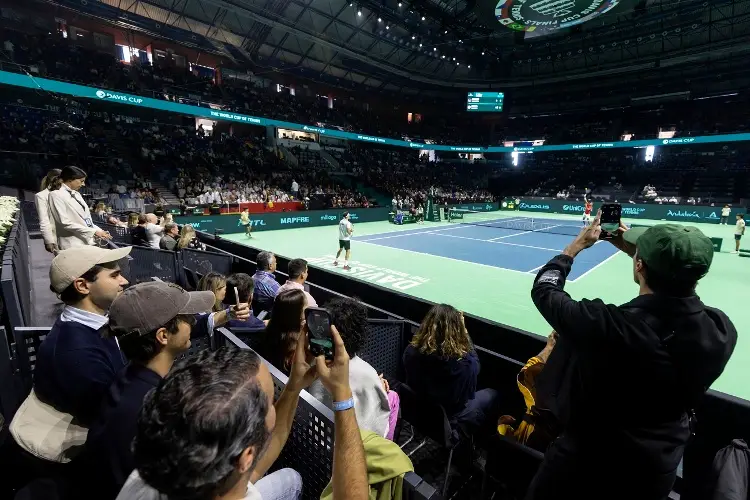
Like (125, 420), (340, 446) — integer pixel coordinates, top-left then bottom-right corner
(355, 216), (620, 281)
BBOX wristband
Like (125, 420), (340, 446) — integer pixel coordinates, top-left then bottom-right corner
(332, 397), (355, 412)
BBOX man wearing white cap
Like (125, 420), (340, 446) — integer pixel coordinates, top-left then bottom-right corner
(10, 246), (131, 464)
(77, 281), (216, 498)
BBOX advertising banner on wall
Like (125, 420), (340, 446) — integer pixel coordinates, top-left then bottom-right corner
(513, 199), (745, 223)
(176, 207), (391, 233)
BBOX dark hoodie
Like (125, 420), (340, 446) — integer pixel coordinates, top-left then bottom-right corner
(531, 254), (737, 475)
(403, 344), (480, 417)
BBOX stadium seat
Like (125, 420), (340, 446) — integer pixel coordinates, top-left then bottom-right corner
(396, 382), (464, 496)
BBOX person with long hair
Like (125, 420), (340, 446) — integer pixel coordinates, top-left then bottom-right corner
(263, 289), (307, 374)
(36, 168), (62, 254)
(48, 166), (111, 249)
(197, 272), (227, 313)
(403, 304), (499, 434)
(176, 224), (205, 250)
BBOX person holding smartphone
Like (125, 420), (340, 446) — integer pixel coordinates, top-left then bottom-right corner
(526, 211), (737, 500)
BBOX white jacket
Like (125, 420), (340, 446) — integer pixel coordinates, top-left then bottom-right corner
(34, 188), (56, 246)
(48, 185), (100, 250)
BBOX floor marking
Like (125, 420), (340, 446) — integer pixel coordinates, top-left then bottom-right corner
(568, 248), (622, 282)
(357, 224), (476, 242)
(429, 232), (562, 252)
(526, 264), (546, 274)
(356, 240), (534, 276)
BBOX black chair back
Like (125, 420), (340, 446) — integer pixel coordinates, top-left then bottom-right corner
(126, 246), (180, 284)
(397, 382), (456, 448)
(360, 319), (405, 382)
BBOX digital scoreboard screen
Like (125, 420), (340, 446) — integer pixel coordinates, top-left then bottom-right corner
(466, 91), (504, 112)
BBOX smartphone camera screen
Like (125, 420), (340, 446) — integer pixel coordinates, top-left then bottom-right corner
(306, 308), (333, 359)
(600, 203), (622, 237)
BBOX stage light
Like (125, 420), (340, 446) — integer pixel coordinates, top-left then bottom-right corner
(468, 65), (471, 68)
(398, 1), (402, 5)
(481, 51), (485, 55)
(357, 10), (362, 16)
(459, 39), (462, 43)
(349, 2), (352, 5)
(386, 25), (390, 29)
(433, 47), (436, 51)
(419, 43), (422, 47)
(441, 55), (445, 58)
(452, 57), (455, 60)
(377, 17), (382, 22)
(421, 16), (425, 20)
(444, 30), (448, 34)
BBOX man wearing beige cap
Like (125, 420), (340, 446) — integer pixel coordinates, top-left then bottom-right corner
(76, 281), (216, 498)
(10, 246), (131, 464)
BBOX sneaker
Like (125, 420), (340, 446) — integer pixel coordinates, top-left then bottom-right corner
(343, 265), (351, 271)
(333, 261), (338, 266)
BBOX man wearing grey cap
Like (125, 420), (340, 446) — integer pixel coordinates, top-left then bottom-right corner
(76, 281), (216, 498)
(526, 212), (737, 500)
(10, 246), (131, 464)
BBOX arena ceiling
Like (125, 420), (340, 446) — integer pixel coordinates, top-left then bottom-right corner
(73, 0), (750, 91)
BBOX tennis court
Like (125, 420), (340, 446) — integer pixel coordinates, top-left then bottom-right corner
(223, 210), (749, 401)
(354, 212), (619, 281)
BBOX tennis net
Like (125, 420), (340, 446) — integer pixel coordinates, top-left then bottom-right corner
(447, 208), (585, 237)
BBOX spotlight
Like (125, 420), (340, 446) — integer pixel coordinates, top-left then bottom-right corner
(349, 2), (352, 5)
(377, 17), (382, 22)
(357, 9), (362, 15)
(419, 43), (422, 47)
(398, 1), (402, 5)
(459, 39), (462, 43)
(468, 65), (471, 68)
(433, 47), (436, 51)
(412, 35), (415, 39)
(456, 62), (459, 65)
(386, 25), (390, 29)
(444, 30), (448, 34)
(421, 16), (425, 20)
(441, 55), (445, 58)
(452, 57), (455, 60)
(481, 51), (485, 55)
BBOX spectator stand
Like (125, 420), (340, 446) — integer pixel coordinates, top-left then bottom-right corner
(205, 236), (538, 498)
(0, 319), (439, 500)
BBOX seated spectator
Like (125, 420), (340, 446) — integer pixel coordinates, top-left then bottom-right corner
(10, 246), (131, 463)
(76, 281), (215, 498)
(177, 224), (205, 250)
(222, 273), (265, 329)
(130, 215), (149, 247)
(116, 331), (369, 500)
(264, 289), (307, 373)
(252, 251), (280, 315)
(126, 213), (139, 228)
(277, 258), (318, 307)
(308, 298), (399, 440)
(198, 272), (227, 313)
(497, 332), (559, 452)
(403, 304), (499, 435)
(158, 223), (179, 251)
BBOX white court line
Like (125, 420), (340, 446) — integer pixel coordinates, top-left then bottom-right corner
(526, 264), (546, 274)
(430, 232), (562, 253)
(357, 223), (477, 242)
(356, 240), (534, 277)
(568, 247), (622, 282)
(487, 231), (532, 241)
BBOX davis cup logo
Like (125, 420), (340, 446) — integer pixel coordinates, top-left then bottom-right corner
(495, 0), (620, 32)
(95, 90), (106, 98)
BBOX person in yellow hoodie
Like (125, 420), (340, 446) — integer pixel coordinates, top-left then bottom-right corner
(497, 331), (559, 452)
(321, 429), (414, 500)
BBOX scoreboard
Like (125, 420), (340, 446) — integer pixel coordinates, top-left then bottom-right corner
(466, 91), (505, 112)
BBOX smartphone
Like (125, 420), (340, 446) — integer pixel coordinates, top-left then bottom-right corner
(305, 307), (334, 360)
(257, 310), (268, 321)
(600, 203), (622, 238)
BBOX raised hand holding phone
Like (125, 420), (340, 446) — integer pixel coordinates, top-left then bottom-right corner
(314, 325), (352, 401)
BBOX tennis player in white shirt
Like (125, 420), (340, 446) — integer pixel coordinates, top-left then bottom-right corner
(333, 212), (353, 271)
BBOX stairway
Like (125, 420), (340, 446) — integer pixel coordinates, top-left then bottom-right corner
(151, 180), (180, 205)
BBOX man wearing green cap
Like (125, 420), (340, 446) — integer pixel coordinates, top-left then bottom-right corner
(526, 212), (737, 500)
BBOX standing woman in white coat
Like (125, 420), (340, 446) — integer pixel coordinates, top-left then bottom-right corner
(35, 168), (62, 254)
(48, 166), (111, 250)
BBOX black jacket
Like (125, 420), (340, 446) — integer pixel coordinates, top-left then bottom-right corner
(710, 439), (749, 500)
(531, 254), (737, 473)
